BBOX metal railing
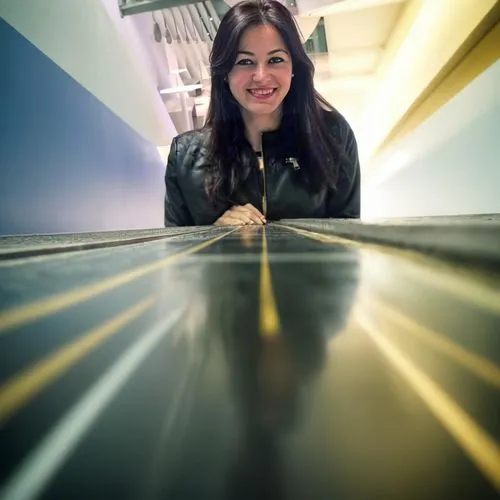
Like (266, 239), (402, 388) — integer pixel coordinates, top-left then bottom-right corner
(119, 0), (202, 17)
(119, 0), (228, 17)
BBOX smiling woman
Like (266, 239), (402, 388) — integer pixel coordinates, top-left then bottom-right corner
(164, 0), (361, 227)
(228, 24), (293, 141)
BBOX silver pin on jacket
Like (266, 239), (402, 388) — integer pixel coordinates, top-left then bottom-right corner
(285, 157), (300, 171)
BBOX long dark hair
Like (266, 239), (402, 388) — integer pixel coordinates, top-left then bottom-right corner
(205, 0), (343, 202)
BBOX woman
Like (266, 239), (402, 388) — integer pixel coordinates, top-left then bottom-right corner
(164, 0), (360, 227)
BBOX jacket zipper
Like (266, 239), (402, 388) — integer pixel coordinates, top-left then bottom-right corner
(257, 133), (268, 218)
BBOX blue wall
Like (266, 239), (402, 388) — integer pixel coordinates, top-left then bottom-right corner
(0, 18), (165, 235)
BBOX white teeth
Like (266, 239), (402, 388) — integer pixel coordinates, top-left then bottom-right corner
(250, 89), (274, 96)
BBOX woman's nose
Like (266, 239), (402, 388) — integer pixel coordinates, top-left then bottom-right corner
(253, 64), (270, 82)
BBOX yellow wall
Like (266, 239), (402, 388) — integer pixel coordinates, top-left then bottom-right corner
(378, 18), (500, 154)
(359, 0), (500, 163)
(376, 0), (423, 76)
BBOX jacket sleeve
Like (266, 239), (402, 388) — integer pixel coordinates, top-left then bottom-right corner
(327, 123), (361, 219)
(164, 137), (195, 227)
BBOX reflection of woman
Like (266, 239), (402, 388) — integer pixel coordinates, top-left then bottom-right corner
(165, 0), (360, 227)
(207, 246), (361, 499)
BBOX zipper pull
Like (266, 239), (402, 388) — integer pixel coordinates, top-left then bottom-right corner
(256, 151), (264, 171)
(286, 157), (300, 171)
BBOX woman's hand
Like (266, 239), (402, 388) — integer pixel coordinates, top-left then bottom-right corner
(214, 204), (266, 226)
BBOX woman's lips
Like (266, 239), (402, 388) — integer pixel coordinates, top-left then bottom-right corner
(248, 88), (277, 99)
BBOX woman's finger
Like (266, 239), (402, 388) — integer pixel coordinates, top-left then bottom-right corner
(232, 205), (264, 224)
(244, 203), (265, 220)
(214, 214), (246, 226)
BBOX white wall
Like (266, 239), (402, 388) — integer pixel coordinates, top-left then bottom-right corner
(362, 61), (500, 219)
(0, 0), (177, 146)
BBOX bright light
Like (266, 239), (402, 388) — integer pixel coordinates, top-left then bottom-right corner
(159, 84), (202, 94)
(367, 149), (413, 187)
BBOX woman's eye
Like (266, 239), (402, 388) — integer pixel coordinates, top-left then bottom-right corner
(269, 56), (285, 64)
(236, 59), (253, 66)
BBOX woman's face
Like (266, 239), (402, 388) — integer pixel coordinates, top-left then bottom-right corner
(228, 24), (293, 120)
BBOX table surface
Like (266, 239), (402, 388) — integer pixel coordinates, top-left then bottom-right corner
(0, 220), (499, 499)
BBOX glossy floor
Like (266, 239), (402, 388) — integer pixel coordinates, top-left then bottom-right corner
(0, 224), (499, 499)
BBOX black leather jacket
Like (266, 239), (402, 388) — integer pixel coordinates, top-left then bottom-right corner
(164, 110), (360, 226)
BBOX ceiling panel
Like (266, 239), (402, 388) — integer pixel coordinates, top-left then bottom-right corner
(323, 1), (406, 50)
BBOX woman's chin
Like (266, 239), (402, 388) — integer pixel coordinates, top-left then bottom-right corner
(243, 102), (283, 118)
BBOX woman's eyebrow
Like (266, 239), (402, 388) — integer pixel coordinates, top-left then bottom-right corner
(236, 48), (289, 56)
(268, 49), (289, 55)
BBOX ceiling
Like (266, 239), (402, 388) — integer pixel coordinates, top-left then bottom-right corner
(305, 0), (409, 136)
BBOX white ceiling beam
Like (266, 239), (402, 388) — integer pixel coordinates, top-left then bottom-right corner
(298, 0), (408, 17)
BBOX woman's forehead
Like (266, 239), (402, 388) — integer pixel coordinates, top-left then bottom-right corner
(238, 24), (288, 52)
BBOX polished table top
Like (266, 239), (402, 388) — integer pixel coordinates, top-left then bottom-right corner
(0, 221), (499, 499)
